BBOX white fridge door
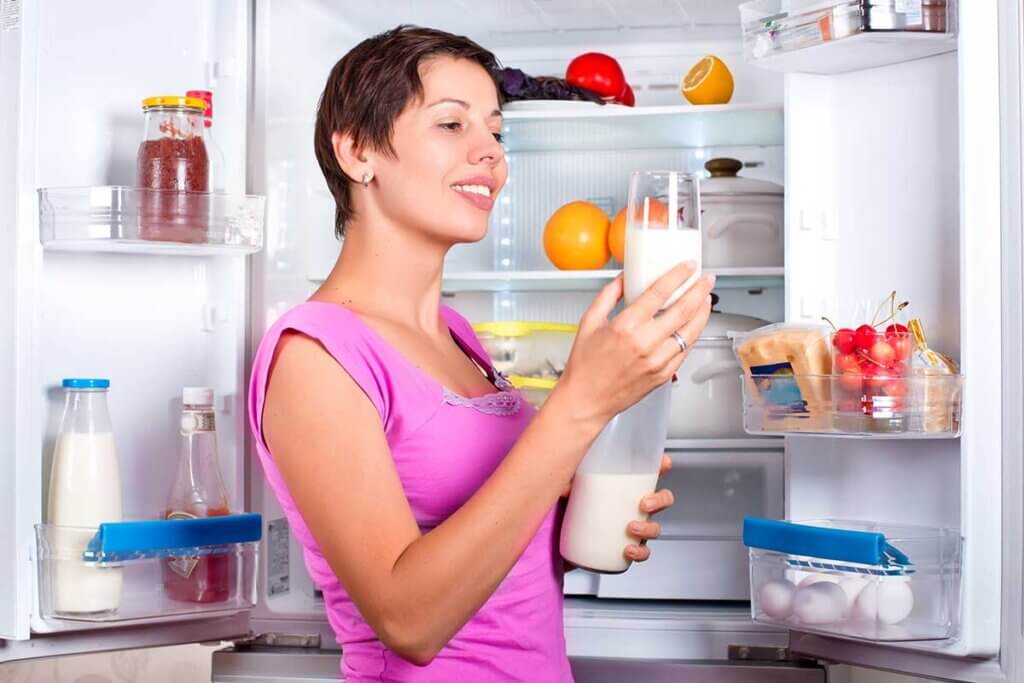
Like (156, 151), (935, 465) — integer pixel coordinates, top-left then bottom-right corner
(777, 1), (1024, 679)
(0, 0), (260, 661)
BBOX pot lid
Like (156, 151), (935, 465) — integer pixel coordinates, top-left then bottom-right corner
(703, 308), (770, 338)
(701, 158), (783, 196)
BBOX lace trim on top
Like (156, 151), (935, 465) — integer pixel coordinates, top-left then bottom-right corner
(441, 372), (523, 416)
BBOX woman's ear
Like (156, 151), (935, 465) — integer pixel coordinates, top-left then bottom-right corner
(331, 131), (373, 185)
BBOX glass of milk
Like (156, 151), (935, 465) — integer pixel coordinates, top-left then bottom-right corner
(623, 171), (702, 307)
(560, 381), (672, 573)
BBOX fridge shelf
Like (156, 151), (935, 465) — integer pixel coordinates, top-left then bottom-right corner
(501, 103), (784, 152)
(38, 186), (266, 255)
(440, 267), (785, 293)
(741, 373), (962, 438)
(740, 0), (957, 74)
(745, 518), (962, 642)
(35, 514), (260, 624)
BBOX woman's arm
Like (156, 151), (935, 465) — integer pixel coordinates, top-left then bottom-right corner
(262, 264), (713, 666)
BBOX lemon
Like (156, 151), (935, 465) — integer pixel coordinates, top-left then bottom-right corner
(681, 55), (734, 105)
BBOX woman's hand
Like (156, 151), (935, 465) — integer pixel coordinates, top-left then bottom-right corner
(624, 454), (674, 563)
(549, 261), (715, 432)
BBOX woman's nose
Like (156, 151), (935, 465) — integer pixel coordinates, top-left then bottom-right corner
(470, 132), (504, 166)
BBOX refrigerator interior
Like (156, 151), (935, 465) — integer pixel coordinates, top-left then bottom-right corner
(0, 0), (1017, 679)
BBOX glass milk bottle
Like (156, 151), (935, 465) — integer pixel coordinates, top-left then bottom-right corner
(163, 387), (233, 603)
(560, 382), (673, 573)
(47, 378), (123, 615)
(623, 171), (702, 307)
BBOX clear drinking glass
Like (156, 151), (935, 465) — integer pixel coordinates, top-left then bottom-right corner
(623, 171), (702, 307)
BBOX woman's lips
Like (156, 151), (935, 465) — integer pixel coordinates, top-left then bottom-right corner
(452, 187), (495, 211)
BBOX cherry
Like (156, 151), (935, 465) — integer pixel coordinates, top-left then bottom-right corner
(854, 324), (878, 351)
(892, 335), (912, 362)
(862, 365), (885, 392)
(870, 339), (896, 365)
(834, 353), (860, 373)
(833, 328), (856, 355)
(883, 379), (908, 398)
(885, 323), (909, 341)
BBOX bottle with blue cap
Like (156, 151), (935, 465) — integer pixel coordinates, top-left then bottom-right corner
(47, 378), (123, 615)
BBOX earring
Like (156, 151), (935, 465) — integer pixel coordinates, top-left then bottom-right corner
(361, 171), (373, 188)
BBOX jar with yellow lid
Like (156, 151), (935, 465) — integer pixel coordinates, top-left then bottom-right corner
(136, 95), (210, 243)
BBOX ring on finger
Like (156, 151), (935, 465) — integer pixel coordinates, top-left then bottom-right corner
(671, 331), (688, 354)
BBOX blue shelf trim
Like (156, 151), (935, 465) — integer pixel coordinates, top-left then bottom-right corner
(83, 514), (262, 562)
(743, 517), (911, 568)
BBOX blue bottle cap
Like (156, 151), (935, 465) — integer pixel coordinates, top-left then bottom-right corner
(62, 378), (111, 389)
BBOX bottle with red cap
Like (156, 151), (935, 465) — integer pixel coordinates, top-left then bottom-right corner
(186, 90), (227, 193)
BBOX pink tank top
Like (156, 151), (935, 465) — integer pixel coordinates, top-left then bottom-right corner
(248, 301), (572, 682)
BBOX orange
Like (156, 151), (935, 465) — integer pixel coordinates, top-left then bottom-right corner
(543, 201), (610, 270)
(609, 199), (670, 264)
(682, 55), (734, 105)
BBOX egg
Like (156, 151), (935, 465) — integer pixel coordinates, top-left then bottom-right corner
(793, 581), (846, 625)
(851, 579), (914, 625)
(799, 572), (840, 587)
(838, 576), (869, 609)
(758, 579), (796, 619)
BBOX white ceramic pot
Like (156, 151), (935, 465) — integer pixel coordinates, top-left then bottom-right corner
(668, 309), (769, 438)
(700, 158), (784, 269)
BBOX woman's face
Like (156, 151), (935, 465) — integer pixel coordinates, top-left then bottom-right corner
(370, 57), (507, 247)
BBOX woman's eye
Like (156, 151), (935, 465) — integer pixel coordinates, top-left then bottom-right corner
(492, 132), (504, 143)
(439, 121), (462, 132)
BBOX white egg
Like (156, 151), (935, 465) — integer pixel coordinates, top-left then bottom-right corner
(851, 579), (914, 625)
(758, 579), (796, 619)
(838, 576), (869, 609)
(793, 582), (847, 625)
(799, 572), (839, 587)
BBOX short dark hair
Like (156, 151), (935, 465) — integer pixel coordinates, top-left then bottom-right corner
(313, 25), (501, 238)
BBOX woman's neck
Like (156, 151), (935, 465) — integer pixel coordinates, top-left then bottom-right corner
(313, 215), (450, 333)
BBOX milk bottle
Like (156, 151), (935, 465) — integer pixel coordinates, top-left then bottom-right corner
(623, 171), (702, 307)
(560, 382), (672, 573)
(47, 378), (123, 615)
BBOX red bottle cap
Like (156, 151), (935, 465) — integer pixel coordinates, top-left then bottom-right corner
(186, 89), (213, 127)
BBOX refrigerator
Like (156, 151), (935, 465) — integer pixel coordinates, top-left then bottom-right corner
(0, 1), (1021, 681)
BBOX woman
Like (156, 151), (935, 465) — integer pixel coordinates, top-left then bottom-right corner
(248, 25), (715, 682)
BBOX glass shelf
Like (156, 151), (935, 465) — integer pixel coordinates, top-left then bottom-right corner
(742, 373), (963, 438)
(501, 104), (785, 152)
(441, 267), (785, 293)
(39, 186), (266, 255)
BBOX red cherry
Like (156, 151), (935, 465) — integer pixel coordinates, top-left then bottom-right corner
(854, 324), (878, 351)
(870, 340), (895, 365)
(862, 365), (885, 392)
(838, 370), (864, 394)
(885, 323), (909, 341)
(892, 336), (912, 362)
(834, 353), (860, 373)
(833, 328), (856, 355)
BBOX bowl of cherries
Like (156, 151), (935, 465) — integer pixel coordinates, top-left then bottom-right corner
(828, 294), (914, 434)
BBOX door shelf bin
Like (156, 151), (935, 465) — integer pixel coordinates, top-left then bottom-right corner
(745, 518), (962, 642)
(741, 373), (962, 438)
(740, 0), (957, 74)
(35, 514), (261, 623)
(39, 186), (266, 255)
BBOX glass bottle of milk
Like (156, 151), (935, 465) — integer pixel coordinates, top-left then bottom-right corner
(623, 171), (702, 307)
(47, 378), (123, 615)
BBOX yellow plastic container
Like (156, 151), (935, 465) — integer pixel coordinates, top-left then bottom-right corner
(472, 321), (577, 378)
(508, 375), (557, 409)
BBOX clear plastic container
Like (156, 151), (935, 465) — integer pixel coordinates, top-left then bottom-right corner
(560, 382), (672, 573)
(38, 186), (265, 254)
(745, 518), (962, 642)
(35, 514), (260, 623)
(741, 372), (962, 437)
(472, 321), (577, 378)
